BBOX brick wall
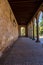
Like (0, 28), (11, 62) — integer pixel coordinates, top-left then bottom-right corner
(0, 0), (18, 56)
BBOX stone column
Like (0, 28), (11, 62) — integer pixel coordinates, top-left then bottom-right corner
(32, 19), (35, 40)
(36, 17), (40, 42)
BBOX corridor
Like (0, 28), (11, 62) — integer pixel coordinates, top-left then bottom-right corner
(0, 0), (43, 65)
(0, 37), (43, 65)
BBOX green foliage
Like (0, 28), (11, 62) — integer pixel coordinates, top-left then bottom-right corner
(39, 19), (43, 35)
(40, 20), (43, 26)
(34, 19), (43, 37)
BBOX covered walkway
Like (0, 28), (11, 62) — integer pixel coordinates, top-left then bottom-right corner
(0, 0), (43, 65)
(0, 37), (43, 65)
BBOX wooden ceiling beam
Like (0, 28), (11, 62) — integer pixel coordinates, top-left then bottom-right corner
(8, 0), (42, 25)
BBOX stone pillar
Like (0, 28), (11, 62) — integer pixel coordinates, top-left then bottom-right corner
(36, 17), (40, 42)
(32, 19), (35, 40)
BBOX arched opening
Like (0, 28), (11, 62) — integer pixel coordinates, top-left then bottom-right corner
(39, 11), (43, 43)
(20, 27), (26, 36)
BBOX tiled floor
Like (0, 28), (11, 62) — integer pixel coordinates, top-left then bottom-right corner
(0, 37), (43, 65)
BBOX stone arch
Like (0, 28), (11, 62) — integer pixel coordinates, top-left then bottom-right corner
(35, 10), (43, 42)
(36, 11), (42, 20)
(20, 26), (26, 36)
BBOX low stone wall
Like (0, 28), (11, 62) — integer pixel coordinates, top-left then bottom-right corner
(0, 0), (18, 57)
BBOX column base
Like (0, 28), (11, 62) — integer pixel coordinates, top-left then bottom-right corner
(32, 38), (35, 40)
(36, 40), (40, 42)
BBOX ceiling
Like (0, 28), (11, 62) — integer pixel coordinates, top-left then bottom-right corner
(8, 0), (42, 25)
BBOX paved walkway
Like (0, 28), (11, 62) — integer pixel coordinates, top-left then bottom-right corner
(40, 38), (43, 44)
(39, 36), (43, 43)
(0, 37), (43, 65)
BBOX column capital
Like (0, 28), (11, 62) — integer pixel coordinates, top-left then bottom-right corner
(36, 11), (42, 20)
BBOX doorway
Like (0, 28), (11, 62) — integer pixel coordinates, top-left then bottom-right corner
(21, 27), (26, 36)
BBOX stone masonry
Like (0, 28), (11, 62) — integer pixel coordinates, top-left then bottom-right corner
(0, 0), (18, 57)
